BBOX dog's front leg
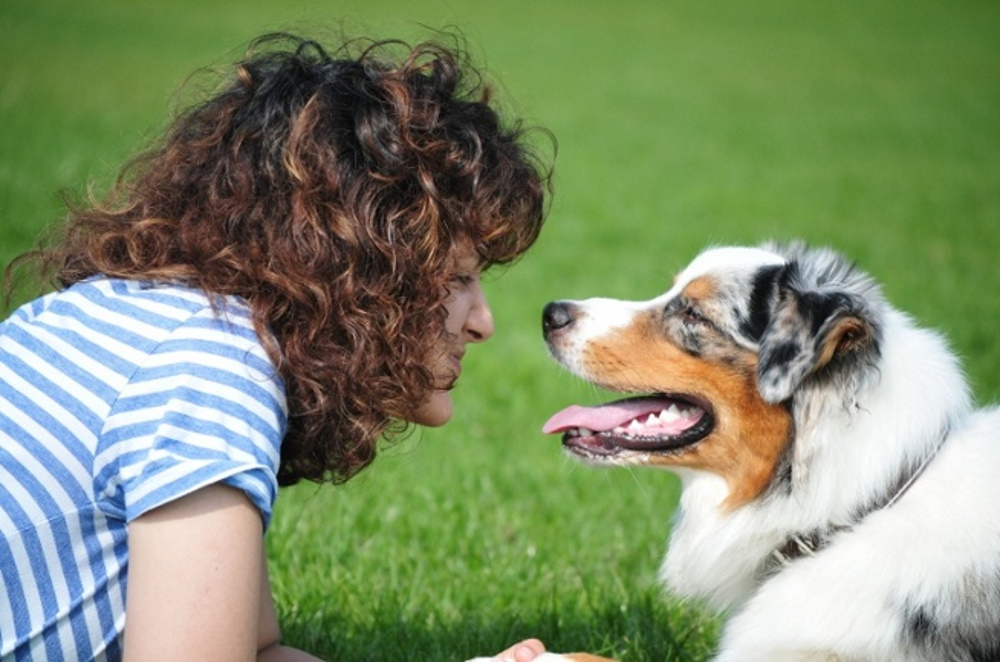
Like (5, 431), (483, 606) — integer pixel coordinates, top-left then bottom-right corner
(714, 651), (857, 662)
(711, 555), (897, 662)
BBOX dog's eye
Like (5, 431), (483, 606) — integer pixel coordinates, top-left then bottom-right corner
(667, 299), (709, 326)
(682, 306), (709, 326)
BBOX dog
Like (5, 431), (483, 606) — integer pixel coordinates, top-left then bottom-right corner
(538, 242), (1000, 662)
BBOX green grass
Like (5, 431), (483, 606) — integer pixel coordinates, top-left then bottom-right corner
(3, 1), (1000, 659)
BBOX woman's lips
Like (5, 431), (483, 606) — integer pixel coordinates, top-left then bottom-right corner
(442, 351), (464, 389)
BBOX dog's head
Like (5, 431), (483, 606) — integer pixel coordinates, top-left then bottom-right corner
(542, 242), (884, 507)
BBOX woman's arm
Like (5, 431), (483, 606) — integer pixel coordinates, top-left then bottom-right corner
(257, 554), (323, 661)
(124, 484), (320, 661)
(125, 483), (546, 661)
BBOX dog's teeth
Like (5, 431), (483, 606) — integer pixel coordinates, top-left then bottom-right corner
(660, 405), (680, 423)
(645, 414), (658, 426)
(628, 419), (643, 432)
(613, 426), (626, 434)
(578, 427), (594, 437)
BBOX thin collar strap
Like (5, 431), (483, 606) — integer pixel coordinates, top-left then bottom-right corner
(761, 424), (949, 578)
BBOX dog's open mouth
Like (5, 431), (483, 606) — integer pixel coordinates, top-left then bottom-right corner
(542, 395), (714, 456)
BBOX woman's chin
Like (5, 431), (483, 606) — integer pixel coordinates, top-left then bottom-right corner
(408, 391), (454, 427)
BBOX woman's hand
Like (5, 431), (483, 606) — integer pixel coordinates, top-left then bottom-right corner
(466, 638), (547, 662)
(497, 639), (547, 661)
(468, 643), (620, 662)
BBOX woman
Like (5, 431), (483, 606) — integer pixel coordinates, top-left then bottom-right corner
(0, 32), (552, 660)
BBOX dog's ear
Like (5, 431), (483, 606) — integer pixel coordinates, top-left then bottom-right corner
(756, 264), (877, 404)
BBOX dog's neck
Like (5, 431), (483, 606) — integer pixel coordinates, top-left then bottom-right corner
(758, 423), (950, 581)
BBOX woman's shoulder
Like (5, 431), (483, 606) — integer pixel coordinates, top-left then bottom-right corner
(56, 277), (257, 341)
(71, 277), (250, 316)
(8, 276), (272, 375)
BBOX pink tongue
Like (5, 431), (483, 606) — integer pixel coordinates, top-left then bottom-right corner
(542, 397), (677, 434)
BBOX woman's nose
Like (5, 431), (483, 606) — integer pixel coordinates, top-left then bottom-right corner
(464, 286), (494, 342)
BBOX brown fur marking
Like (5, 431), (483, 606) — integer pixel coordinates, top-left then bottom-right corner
(581, 308), (792, 509)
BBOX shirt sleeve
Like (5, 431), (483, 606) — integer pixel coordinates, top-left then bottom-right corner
(94, 305), (287, 529)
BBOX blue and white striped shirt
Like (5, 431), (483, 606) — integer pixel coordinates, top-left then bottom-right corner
(0, 278), (287, 661)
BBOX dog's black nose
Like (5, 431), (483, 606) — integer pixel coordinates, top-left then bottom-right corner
(542, 301), (575, 336)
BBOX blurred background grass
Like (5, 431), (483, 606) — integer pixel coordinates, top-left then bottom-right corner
(2, 1), (999, 659)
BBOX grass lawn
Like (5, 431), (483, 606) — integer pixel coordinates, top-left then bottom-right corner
(2, 0), (999, 659)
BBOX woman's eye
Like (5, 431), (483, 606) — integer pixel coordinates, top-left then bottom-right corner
(459, 268), (484, 284)
(447, 273), (478, 292)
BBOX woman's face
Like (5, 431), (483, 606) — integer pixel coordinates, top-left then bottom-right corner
(408, 245), (495, 427)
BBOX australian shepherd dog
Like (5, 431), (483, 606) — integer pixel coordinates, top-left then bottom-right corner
(537, 242), (1000, 662)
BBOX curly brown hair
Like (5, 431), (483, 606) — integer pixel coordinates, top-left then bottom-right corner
(8, 32), (551, 486)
